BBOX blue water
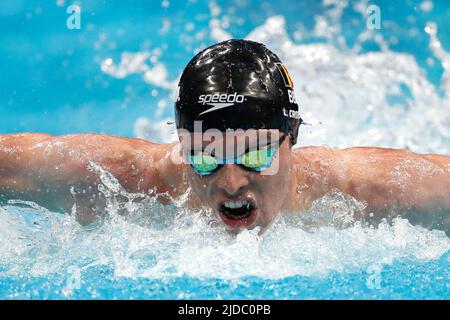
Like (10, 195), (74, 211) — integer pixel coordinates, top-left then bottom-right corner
(1, 0), (450, 137)
(0, 0), (449, 299)
(1, 255), (449, 299)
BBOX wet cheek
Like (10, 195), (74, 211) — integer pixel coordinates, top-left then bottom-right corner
(258, 178), (282, 213)
(260, 172), (288, 214)
(192, 178), (212, 201)
(187, 176), (201, 194)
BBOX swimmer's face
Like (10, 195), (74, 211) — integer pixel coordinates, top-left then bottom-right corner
(181, 129), (293, 233)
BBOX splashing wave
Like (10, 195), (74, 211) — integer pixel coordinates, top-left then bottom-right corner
(0, 164), (448, 281)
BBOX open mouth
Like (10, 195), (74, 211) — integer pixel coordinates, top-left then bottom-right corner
(218, 199), (257, 228)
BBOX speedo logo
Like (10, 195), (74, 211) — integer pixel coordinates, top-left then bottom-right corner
(198, 92), (246, 116)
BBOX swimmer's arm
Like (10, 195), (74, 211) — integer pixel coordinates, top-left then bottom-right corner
(331, 147), (450, 230)
(0, 133), (183, 224)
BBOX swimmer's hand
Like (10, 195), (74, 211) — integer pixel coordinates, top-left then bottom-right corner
(0, 133), (184, 224)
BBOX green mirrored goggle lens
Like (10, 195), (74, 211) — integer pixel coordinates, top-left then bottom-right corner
(188, 134), (285, 176)
(190, 154), (218, 174)
(189, 147), (273, 175)
(241, 147), (272, 169)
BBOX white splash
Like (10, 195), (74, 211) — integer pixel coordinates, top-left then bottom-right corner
(0, 164), (448, 281)
(101, 52), (177, 91)
(133, 117), (178, 143)
(0, 193), (448, 280)
(100, 52), (150, 79)
(7, 2), (444, 283)
(108, 10), (450, 154)
(245, 15), (450, 154)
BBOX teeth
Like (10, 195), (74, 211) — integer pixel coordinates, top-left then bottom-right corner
(223, 200), (250, 209)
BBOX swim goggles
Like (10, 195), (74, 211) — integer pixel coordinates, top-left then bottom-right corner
(187, 135), (286, 176)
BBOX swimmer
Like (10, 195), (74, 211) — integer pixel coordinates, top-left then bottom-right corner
(0, 39), (449, 234)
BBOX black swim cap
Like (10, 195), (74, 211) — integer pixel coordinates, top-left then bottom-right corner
(175, 39), (302, 145)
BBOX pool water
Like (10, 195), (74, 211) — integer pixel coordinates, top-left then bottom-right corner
(0, 193), (449, 299)
(0, 0), (449, 299)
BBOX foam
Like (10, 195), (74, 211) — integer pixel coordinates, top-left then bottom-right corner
(0, 167), (448, 280)
(124, 12), (450, 153)
(1, 1), (449, 283)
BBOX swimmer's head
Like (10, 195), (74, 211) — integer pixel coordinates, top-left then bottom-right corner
(175, 39), (302, 145)
(174, 39), (301, 232)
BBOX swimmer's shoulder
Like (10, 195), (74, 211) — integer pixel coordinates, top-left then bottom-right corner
(54, 133), (178, 195)
(82, 135), (185, 202)
(119, 137), (186, 200)
(291, 145), (341, 169)
(291, 145), (424, 183)
(291, 145), (436, 164)
(290, 145), (405, 194)
(289, 146), (341, 211)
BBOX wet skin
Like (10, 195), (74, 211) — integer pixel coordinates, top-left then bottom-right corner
(181, 130), (295, 233)
(0, 133), (449, 233)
